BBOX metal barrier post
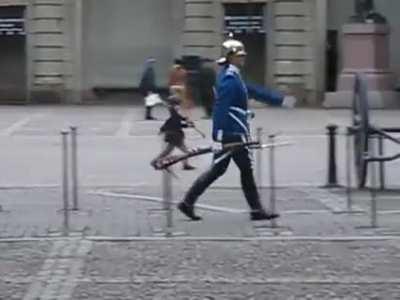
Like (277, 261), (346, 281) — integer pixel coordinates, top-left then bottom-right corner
(378, 134), (386, 190)
(61, 130), (70, 236)
(256, 127), (263, 187)
(268, 134), (277, 228)
(325, 124), (339, 187)
(346, 127), (353, 211)
(70, 126), (79, 210)
(162, 169), (173, 237)
(160, 136), (173, 237)
(370, 136), (378, 228)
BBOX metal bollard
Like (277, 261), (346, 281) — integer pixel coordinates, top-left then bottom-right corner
(369, 136), (378, 228)
(268, 134), (277, 228)
(160, 137), (173, 237)
(378, 134), (386, 190)
(61, 130), (70, 236)
(345, 127), (353, 211)
(70, 126), (79, 210)
(256, 127), (263, 187)
(325, 124), (339, 187)
(162, 169), (173, 237)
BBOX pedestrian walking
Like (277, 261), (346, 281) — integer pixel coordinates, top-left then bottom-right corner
(151, 95), (196, 171)
(139, 57), (161, 120)
(168, 58), (192, 117)
(177, 35), (281, 221)
(198, 58), (217, 119)
(168, 58), (187, 100)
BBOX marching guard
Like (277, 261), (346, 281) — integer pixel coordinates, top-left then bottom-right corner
(177, 35), (295, 221)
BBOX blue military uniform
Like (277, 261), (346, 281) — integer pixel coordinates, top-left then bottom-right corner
(212, 65), (284, 141)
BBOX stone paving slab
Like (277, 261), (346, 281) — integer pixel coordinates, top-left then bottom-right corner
(1, 239), (400, 299)
(0, 242), (52, 300)
(71, 240), (400, 299)
(15, 239), (93, 300)
(0, 242), (52, 278)
(83, 241), (400, 280)
(0, 283), (29, 300)
(72, 282), (400, 300)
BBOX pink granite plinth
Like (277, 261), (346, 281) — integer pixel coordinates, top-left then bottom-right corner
(324, 23), (399, 108)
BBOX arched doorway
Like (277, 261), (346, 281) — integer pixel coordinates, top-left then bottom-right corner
(0, 6), (26, 103)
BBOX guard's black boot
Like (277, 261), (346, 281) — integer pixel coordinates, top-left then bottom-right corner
(177, 202), (202, 221)
(250, 210), (280, 221)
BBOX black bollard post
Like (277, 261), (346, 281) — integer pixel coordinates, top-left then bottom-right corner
(70, 126), (79, 211)
(377, 134), (386, 190)
(346, 126), (353, 211)
(325, 124), (340, 188)
(61, 130), (70, 236)
(268, 134), (278, 228)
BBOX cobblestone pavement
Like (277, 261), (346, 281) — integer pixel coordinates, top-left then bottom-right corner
(0, 242), (51, 300)
(2, 185), (400, 239)
(2, 239), (400, 299)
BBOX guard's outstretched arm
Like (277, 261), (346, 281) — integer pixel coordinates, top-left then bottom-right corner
(246, 82), (284, 106)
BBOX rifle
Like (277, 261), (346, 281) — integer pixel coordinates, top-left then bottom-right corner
(152, 140), (292, 170)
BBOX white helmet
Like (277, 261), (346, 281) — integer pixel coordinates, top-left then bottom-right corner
(217, 33), (247, 65)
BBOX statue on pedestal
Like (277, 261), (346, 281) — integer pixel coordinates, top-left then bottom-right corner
(350, 0), (387, 24)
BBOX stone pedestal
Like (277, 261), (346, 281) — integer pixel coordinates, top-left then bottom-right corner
(324, 23), (399, 108)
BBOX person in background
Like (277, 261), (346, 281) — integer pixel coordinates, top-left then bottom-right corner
(168, 58), (190, 117)
(139, 57), (157, 120)
(198, 58), (217, 119)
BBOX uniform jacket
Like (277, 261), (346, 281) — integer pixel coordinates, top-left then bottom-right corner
(212, 64), (249, 141)
(212, 64), (284, 141)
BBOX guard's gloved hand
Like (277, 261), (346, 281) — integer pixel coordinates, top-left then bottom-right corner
(213, 130), (224, 152)
(282, 95), (297, 108)
(212, 141), (223, 152)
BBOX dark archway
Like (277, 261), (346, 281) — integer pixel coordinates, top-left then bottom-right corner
(224, 3), (266, 85)
(0, 6), (27, 103)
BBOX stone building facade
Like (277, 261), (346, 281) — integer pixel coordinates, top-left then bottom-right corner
(0, 0), (398, 105)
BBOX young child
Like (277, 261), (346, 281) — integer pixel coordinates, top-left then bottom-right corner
(151, 95), (196, 170)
